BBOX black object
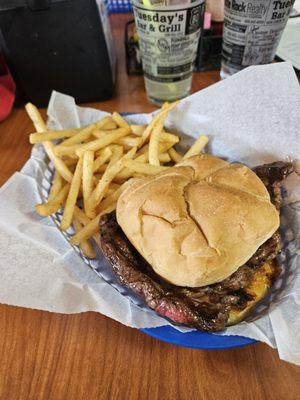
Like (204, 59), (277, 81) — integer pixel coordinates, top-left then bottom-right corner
(0, 0), (115, 106)
(195, 29), (222, 72)
(124, 19), (143, 76)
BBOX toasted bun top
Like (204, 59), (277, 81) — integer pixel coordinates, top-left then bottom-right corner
(116, 154), (280, 287)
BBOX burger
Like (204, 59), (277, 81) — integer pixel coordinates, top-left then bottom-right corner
(99, 154), (293, 331)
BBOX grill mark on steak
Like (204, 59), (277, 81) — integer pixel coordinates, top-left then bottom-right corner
(99, 161), (294, 331)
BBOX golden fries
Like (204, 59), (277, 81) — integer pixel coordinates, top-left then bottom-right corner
(183, 135), (209, 159)
(112, 112), (130, 128)
(27, 100), (211, 259)
(93, 147), (112, 172)
(116, 136), (142, 148)
(60, 156), (83, 230)
(149, 112), (167, 166)
(48, 170), (63, 202)
(29, 129), (78, 143)
(130, 125), (146, 136)
(25, 103), (74, 183)
(90, 147), (137, 211)
(71, 202), (117, 245)
(168, 148), (183, 163)
(59, 116), (113, 146)
(74, 206), (91, 225)
(140, 101), (179, 146)
(160, 132), (179, 144)
(73, 218), (96, 258)
(122, 160), (169, 175)
(82, 151), (94, 217)
(36, 184), (70, 216)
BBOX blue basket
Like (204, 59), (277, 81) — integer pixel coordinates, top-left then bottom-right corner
(108, 0), (133, 13)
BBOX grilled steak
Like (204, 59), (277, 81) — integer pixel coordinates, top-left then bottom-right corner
(99, 161), (294, 331)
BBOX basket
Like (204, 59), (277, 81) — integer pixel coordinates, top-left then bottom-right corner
(108, 0), (133, 13)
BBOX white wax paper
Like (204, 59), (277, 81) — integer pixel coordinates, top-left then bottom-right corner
(0, 62), (299, 364)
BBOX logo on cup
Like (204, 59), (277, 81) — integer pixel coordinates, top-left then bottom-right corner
(157, 38), (170, 53)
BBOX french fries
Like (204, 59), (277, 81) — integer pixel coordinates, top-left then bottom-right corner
(112, 111), (130, 128)
(183, 135), (209, 159)
(149, 112), (167, 166)
(60, 156), (83, 230)
(130, 125), (146, 136)
(59, 116), (113, 146)
(48, 170), (63, 202)
(27, 100), (210, 258)
(35, 184), (70, 216)
(25, 103), (73, 183)
(90, 147), (137, 212)
(30, 128), (79, 143)
(93, 147), (112, 172)
(82, 151), (94, 217)
(122, 160), (169, 175)
(168, 148), (183, 163)
(73, 218), (96, 258)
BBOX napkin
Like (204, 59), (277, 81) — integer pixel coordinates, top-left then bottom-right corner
(0, 62), (299, 365)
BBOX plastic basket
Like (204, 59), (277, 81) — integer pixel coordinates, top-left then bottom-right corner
(108, 0), (133, 13)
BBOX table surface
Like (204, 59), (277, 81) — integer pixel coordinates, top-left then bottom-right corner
(0, 13), (299, 400)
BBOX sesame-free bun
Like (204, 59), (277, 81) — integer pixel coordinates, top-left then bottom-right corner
(116, 154), (279, 287)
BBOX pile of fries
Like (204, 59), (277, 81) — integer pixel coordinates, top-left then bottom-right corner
(26, 102), (208, 258)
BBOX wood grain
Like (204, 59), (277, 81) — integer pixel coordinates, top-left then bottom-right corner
(0, 13), (299, 400)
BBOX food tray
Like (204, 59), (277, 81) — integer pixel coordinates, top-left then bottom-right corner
(36, 115), (297, 350)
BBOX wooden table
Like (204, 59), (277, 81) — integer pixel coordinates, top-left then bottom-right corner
(0, 13), (299, 400)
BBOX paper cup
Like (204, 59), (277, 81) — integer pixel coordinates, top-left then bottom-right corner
(132, 0), (206, 105)
(221, 0), (295, 78)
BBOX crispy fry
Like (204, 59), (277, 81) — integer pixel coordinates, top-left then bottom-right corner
(130, 125), (146, 136)
(168, 147), (183, 163)
(122, 160), (169, 175)
(29, 128), (79, 143)
(54, 128), (129, 157)
(140, 101), (179, 146)
(97, 181), (131, 214)
(93, 147), (112, 172)
(90, 130), (106, 139)
(75, 128), (130, 157)
(63, 158), (79, 167)
(116, 136), (142, 148)
(74, 206), (91, 225)
(82, 151), (94, 217)
(104, 182), (121, 197)
(35, 184), (70, 216)
(48, 170), (63, 202)
(149, 112), (166, 166)
(71, 202), (117, 245)
(73, 218), (96, 258)
(59, 116), (113, 146)
(109, 145), (124, 163)
(160, 132), (179, 144)
(135, 141), (174, 158)
(45, 142), (74, 182)
(112, 112), (130, 128)
(135, 143), (149, 156)
(90, 147), (137, 210)
(158, 141), (176, 153)
(112, 169), (133, 183)
(101, 119), (117, 130)
(183, 135), (209, 159)
(60, 157), (83, 230)
(25, 103), (73, 183)
(135, 152), (170, 163)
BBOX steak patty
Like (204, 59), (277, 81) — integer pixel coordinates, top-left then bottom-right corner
(99, 161), (294, 331)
